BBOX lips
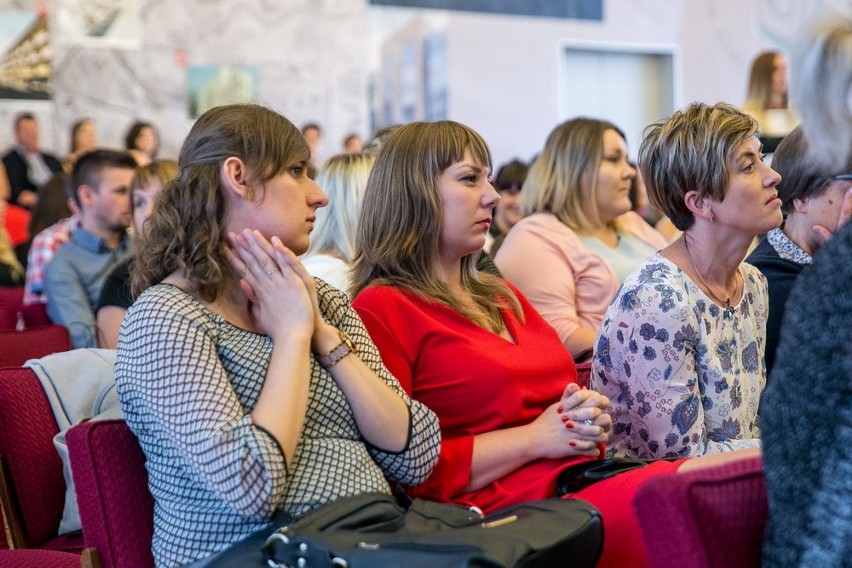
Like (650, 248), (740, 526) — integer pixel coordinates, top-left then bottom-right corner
(765, 193), (781, 206)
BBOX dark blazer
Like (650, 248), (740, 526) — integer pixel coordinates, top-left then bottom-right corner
(2, 148), (63, 206)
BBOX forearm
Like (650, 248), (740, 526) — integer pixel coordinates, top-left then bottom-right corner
(565, 327), (597, 361)
(315, 324), (409, 452)
(251, 332), (312, 464)
(96, 306), (125, 348)
(467, 424), (537, 492)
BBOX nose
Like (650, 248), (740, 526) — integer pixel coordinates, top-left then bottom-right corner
(483, 180), (501, 208)
(310, 179), (329, 208)
(765, 165), (782, 188)
(625, 162), (637, 179)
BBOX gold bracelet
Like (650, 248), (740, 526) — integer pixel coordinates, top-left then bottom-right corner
(319, 330), (358, 369)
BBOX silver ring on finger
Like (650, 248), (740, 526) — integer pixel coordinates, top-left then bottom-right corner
(264, 268), (276, 277)
(583, 419), (594, 426)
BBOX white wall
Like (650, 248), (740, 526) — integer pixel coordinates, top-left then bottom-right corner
(443, 0), (846, 170)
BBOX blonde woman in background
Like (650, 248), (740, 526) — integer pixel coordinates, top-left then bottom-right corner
(743, 50), (798, 154)
(495, 118), (667, 361)
(301, 152), (375, 295)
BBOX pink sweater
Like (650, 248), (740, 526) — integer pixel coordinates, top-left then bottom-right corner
(494, 211), (667, 346)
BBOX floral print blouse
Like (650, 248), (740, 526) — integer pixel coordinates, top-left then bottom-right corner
(591, 253), (767, 459)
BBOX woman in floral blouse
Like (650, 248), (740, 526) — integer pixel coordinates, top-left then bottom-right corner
(591, 102), (782, 459)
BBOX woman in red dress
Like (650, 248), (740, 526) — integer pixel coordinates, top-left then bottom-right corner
(350, 120), (686, 567)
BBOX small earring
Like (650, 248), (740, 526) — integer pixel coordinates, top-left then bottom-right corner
(709, 209), (715, 222)
(246, 188), (254, 201)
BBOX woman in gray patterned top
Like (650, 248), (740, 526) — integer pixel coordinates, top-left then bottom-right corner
(114, 104), (441, 568)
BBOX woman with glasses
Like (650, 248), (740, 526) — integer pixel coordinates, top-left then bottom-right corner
(746, 127), (852, 372)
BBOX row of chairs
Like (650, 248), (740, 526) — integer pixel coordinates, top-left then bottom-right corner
(0, 361), (769, 567)
(0, 287), (53, 332)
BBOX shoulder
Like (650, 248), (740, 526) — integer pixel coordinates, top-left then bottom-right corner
(352, 284), (412, 312)
(125, 284), (212, 331)
(616, 211), (668, 248)
(499, 213), (581, 254)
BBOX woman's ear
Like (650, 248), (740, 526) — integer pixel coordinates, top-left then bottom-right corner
(791, 196), (809, 214)
(220, 157), (253, 201)
(684, 190), (716, 222)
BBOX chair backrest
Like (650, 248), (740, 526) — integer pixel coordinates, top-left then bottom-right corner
(0, 367), (67, 548)
(0, 287), (23, 331)
(575, 362), (592, 389)
(632, 455), (767, 568)
(20, 303), (51, 329)
(67, 419), (154, 568)
(0, 325), (71, 367)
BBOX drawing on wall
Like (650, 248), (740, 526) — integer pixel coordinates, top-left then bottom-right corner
(0, 9), (52, 100)
(54, 0), (140, 45)
(187, 65), (260, 119)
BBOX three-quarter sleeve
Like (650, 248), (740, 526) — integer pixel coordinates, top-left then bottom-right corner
(317, 281), (441, 486)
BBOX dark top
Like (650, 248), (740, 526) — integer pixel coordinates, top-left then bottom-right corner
(96, 259), (133, 312)
(760, 222), (852, 567)
(2, 149), (63, 207)
(745, 237), (805, 373)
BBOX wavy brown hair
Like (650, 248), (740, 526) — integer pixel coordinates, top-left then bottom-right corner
(130, 104), (309, 301)
(350, 121), (522, 332)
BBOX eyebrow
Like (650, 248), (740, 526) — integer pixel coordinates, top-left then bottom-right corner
(456, 163), (490, 175)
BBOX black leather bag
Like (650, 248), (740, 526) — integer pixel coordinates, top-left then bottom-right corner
(263, 492), (602, 568)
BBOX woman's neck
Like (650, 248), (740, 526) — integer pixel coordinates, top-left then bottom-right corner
(781, 214), (816, 257)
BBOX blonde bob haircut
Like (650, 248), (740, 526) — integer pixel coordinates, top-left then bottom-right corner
(350, 120), (523, 332)
(520, 118), (625, 232)
(131, 104), (309, 301)
(305, 152), (375, 263)
(639, 102), (759, 232)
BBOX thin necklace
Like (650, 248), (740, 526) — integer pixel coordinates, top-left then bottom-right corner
(682, 237), (739, 310)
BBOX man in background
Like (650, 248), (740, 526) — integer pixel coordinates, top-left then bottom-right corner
(43, 150), (136, 348)
(2, 113), (63, 209)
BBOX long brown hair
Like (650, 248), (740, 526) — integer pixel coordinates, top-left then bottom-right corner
(350, 121), (522, 332)
(131, 104), (309, 301)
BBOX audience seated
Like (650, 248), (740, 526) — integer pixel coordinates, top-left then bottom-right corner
(761, 9), (852, 567)
(486, 158), (528, 256)
(124, 121), (159, 167)
(350, 119), (691, 568)
(95, 159), (177, 348)
(115, 104), (439, 567)
(44, 150), (136, 348)
(495, 118), (667, 361)
(746, 127), (852, 372)
(591, 102), (780, 460)
(2, 113), (63, 210)
(301, 152), (375, 295)
(301, 122), (323, 177)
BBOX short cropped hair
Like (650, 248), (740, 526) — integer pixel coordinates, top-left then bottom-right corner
(639, 102), (759, 231)
(69, 149), (138, 207)
(772, 127), (842, 213)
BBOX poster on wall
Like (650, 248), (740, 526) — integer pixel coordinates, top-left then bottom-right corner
(53, 0), (140, 46)
(0, 9), (51, 100)
(187, 65), (260, 119)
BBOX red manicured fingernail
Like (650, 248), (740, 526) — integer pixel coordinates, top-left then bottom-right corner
(565, 421), (575, 429)
(556, 406), (564, 413)
(569, 440), (577, 447)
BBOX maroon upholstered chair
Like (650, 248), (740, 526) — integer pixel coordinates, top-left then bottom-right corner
(0, 548), (81, 567)
(0, 325), (71, 367)
(0, 287), (23, 330)
(67, 419), (154, 568)
(632, 455), (767, 568)
(0, 366), (84, 553)
(575, 362), (592, 389)
(20, 302), (51, 329)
